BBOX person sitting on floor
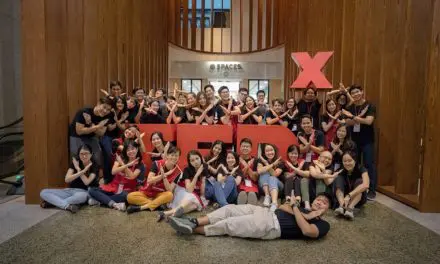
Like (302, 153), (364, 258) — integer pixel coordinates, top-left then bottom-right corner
(40, 144), (99, 213)
(126, 145), (182, 214)
(167, 192), (332, 240)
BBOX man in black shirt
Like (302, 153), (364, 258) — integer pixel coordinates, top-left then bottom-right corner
(343, 85), (377, 200)
(167, 192), (331, 240)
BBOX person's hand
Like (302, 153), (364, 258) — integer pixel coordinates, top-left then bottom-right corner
(270, 108), (279, 118)
(115, 154), (124, 165)
(220, 105), (230, 116)
(298, 136), (309, 146)
(196, 165), (204, 176)
(280, 111), (289, 118)
(335, 111), (342, 119)
(231, 166), (239, 175)
(97, 119), (109, 128)
(139, 100), (145, 109)
(331, 142), (340, 151)
(343, 195), (351, 208)
(259, 155), (269, 166)
(83, 113), (92, 125)
(342, 109), (354, 118)
(146, 152), (162, 158)
(207, 155), (218, 164)
(273, 157), (282, 167)
(72, 157), (81, 172)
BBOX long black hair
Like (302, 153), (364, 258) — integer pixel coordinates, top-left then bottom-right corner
(208, 140), (227, 165)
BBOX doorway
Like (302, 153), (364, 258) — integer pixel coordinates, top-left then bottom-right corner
(209, 80), (241, 99)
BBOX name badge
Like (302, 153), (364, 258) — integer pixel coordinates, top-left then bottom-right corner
(306, 152), (312, 162)
(334, 163), (341, 171)
(244, 179), (252, 187)
(292, 124), (297, 132)
(353, 123), (361, 132)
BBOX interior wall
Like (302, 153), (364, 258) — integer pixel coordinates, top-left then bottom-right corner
(21, 0), (169, 203)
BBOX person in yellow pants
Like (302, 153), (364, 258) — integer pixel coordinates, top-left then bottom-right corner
(127, 145), (182, 214)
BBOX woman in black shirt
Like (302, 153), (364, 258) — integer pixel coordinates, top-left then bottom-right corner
(140, 100), (166, 124)
(265, 98), (288, 126)
(329, 124), (356, 171)
(192, 92), (215, 125)
(333, 151), (370, 220)
(239, 96), (263, 125)
(285, 97), (300, 134)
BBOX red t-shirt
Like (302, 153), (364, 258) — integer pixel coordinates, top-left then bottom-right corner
(140, 160), (182, 197)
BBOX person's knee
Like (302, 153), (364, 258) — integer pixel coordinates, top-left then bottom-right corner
(40, 189), (49, 198)
(163, 191), (174, 202)
(75, 191), (88, 201)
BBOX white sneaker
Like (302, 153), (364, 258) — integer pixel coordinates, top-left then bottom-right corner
(344, 209), (354, 220)
(334, 207), (344, 216)
(263, 195), (271, 207)
(269, 203), (278, 212)
(114, 202), (126, 212)
(88, 198), (100, 206)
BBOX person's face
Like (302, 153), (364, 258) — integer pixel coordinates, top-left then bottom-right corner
(226, 153), (236, 167)
(126, 145), (139, 159)
(319, 151), (333, 167)
(264, 145), (276, 160)
(205, 87), (214, 98)
(257, 93), (265, 102)
(239, 91), (248, 101)
(155, 90), (164, 98)
(327, 100), (337, 113)
(311, 195), (330, 211)
(287, 99), (295, 109)
(350, 88), (363, 102)
(127, 98), (136, 109)
(135, 90), (145, 101)
(301, 118), (313, 133)
(288, 149), (299, 163)
(79, 148), (92, 164)
(212, 143), (222, 156)
(97, 103), (112, 117)
(124, 127), (137, 139)
(116, 99), (124, 111)
(189, 154), (202, 169)
(336, 126), (347, 139)
(187, 94), (196, 105)
(178, 94), (187, 104)
(167, 98), (176, 107)
(151, 134), (163, 148)
(240, 142), (252, 155)
(304, 89), (316, 101)
(273, 101), (283, 113)
(111, 85), (122, 97)
(166, 152), (180, 165)
(198, 95), (207, 107)
(342, 153), (356, 171)
(220, 89), (230, 100)
(338, 95), (347, 106)
(151, 101), (160, 112)
(245, 97), (255, 109)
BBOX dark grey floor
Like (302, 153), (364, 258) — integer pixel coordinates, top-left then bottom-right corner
(0, 202), (440, 264)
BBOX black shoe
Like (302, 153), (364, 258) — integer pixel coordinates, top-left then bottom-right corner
(157, 211), (166, 222)
(127, 205), (141, 214)
(66, 204), (79, 214)
(157, 204), (167, 211)
(168, 217), (194, 234)
(367, 192), (376, 201)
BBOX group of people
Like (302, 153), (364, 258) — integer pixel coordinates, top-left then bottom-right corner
(39, 81), (377, 241)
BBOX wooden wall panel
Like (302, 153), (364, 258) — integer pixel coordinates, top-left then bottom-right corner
(421, 0), (440, 212)
(22, 0), (169, 203)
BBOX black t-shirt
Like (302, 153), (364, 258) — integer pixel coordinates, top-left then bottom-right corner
(264, 111), (288, 125)
(297, 130), (325, 148)
(68, 162), (100, 189)
(140, 112), (166, 124)
(69, 108), (106, 138)
(174, 107), (188, 123)
(257, 158), (285, 172)
(191, 107), (215, 122)
(275, 209), (330, 239)
(104, 112), (121, 138)
(216, 99), (238, 120)
(297, 99), (322, 129)
(240, 107), (263, 124)
(347, 101), (376, 146)
(340, 166), (367, 184)
(127, 105), (139, 124)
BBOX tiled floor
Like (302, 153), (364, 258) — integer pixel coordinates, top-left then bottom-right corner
(0, 192), (439, 245)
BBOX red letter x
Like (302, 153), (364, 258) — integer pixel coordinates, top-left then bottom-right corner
(290, 51), (333, 89)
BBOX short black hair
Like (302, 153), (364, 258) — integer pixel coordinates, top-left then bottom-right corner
(240, 138), (252, 146)
(132, 87), (145, 94)
(203, 84), (214, 92)
(272, 98), (284, 106)
(98, 96), (113, 106)
(316, 192), (333, 205)
(300, 114), (313, 123)
(156, 88), (166, 94)
(110, 80), (122, 89)
(218, 86), (229, 94)
(256, 90), (266, 96)
(238, 87), (248, 93)
(348, 85), (363, 94)
(167, 95), (176, 101)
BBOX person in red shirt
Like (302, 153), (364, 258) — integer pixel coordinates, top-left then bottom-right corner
(157, 150), (209, 222)
(88, 141), (145, 211)
(126, 146), (182, 214)
(237, 138), (259, 205)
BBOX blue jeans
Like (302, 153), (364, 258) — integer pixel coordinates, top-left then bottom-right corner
(100, 136), (114, 184)
(258, 173), (284, 192)
(88, 187), (128, 207)
(205, 176), (238, 207)
(40, 188), (88, 209)
(359, 143), (377, 195)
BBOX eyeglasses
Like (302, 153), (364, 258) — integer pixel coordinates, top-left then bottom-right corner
(79, 152), (91, 156)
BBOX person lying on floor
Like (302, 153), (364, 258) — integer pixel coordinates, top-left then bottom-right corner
(167, 192), (332, 240)
(40, 144), (99, 213)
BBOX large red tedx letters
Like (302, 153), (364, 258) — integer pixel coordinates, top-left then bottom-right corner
(137, 124), (297, 167)
(290, 51), (334, 89)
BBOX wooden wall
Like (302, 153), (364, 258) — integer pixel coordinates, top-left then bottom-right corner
(283, 0), (439, 211)
(22, 0), (168, 203)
